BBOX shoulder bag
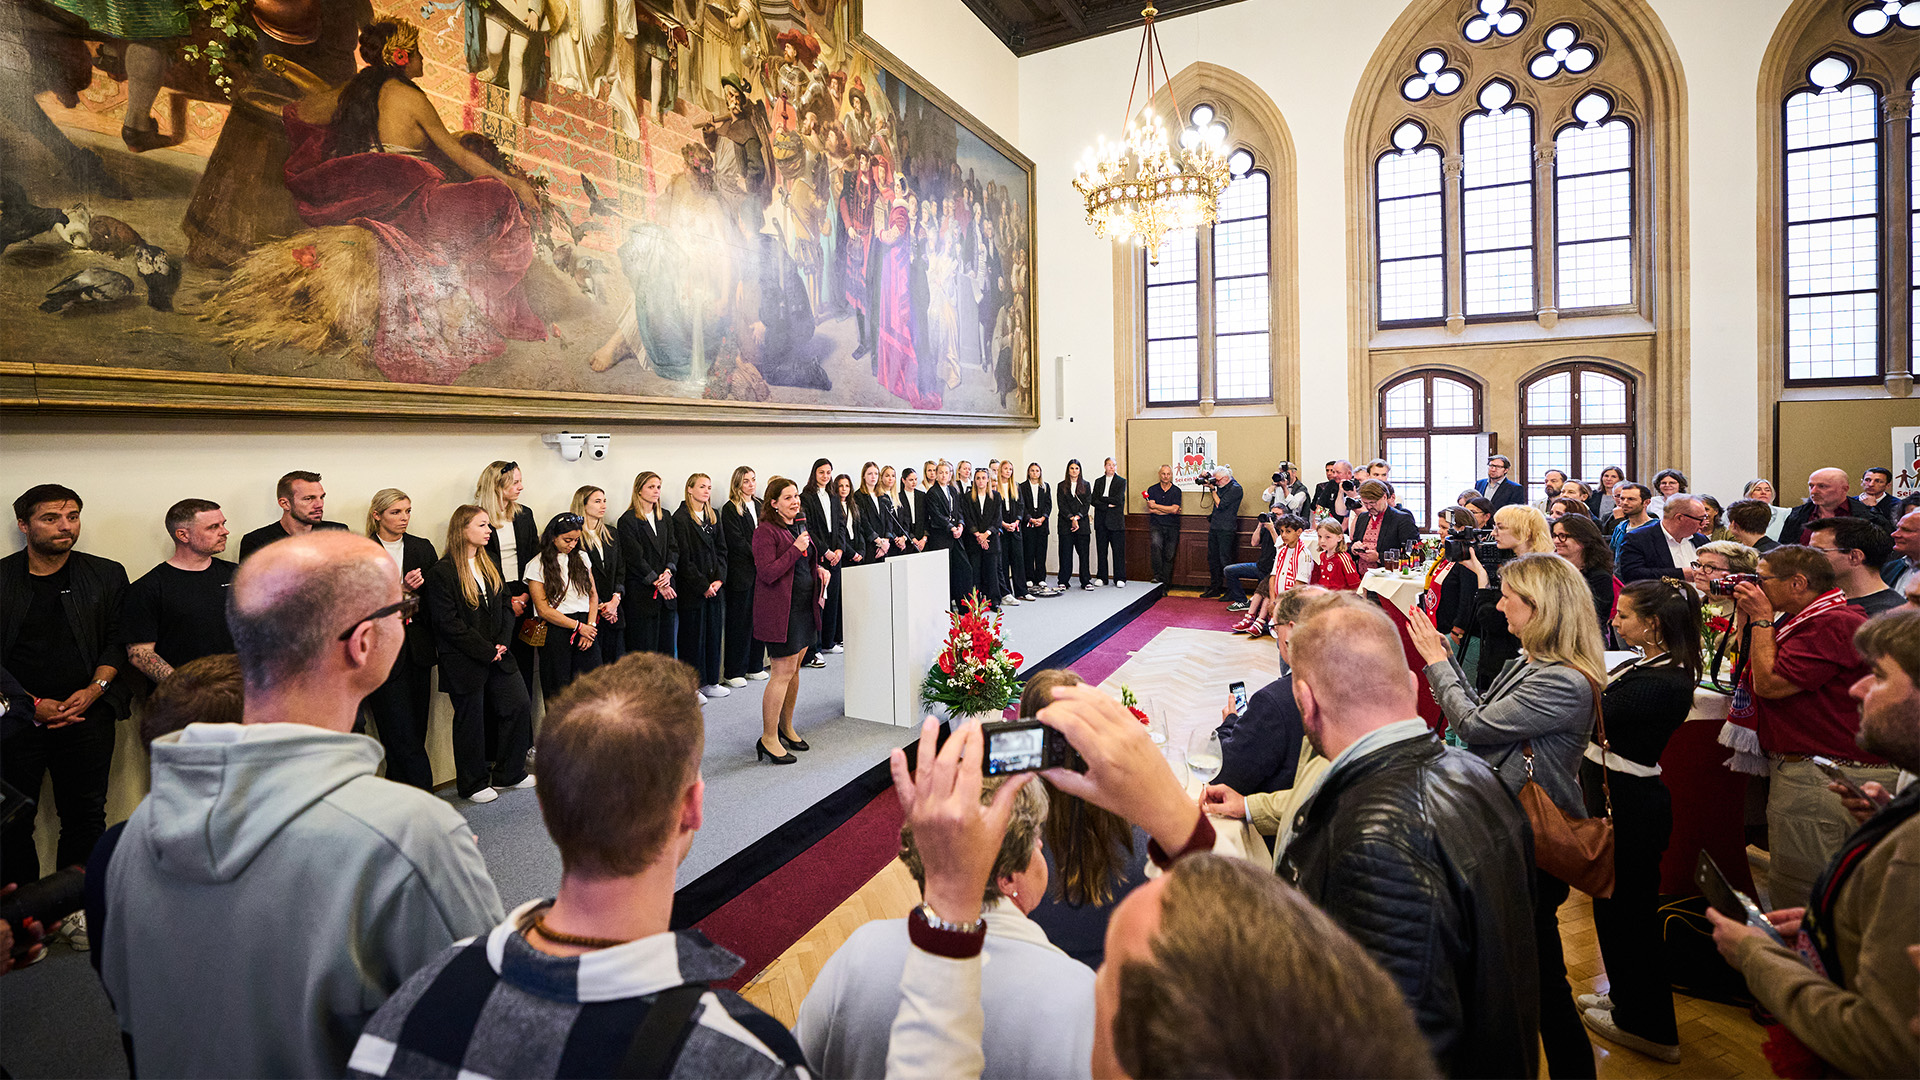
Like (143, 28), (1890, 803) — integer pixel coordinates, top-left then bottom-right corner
(1516, 669), (1614, 898)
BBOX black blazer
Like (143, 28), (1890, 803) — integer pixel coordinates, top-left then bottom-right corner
(998, 487), (1022, 529)
(672, 505), (727, 593)
(897, 491), (922, 540)
(1216, 672), (1305, 797)
(1057, 480), (1092, 534)
(580, 525), (624, 617)
(425, 556), (516, 695)
(1353, 507), (1422, 555)
(962, 490), (1003, 549)
(801, 486), (848, 558)
(616, 506), (679, 613)
(1019, 480), (1052, 526)
(482, 505), (538, 584)
(720, 500), (760, 591)
(387, 533), (439, 667)
(1091, 474), (1128, 529)
(851, 492), (893, 558)
(924, 484), (961, 548)
(1474, 478), (1527, 511)
(0, 550), (131, 719)
(1617, 521), (1709, 583)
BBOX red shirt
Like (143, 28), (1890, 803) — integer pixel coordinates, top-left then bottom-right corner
(1314, 551), (1362, 591)
(1754, 602), (1880, 760)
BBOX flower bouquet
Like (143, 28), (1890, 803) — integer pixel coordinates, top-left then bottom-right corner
(922, 593), (1024, 720)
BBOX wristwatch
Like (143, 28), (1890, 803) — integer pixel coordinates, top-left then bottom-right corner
(1749, 620), (1774, 629)
(93, 678), (111, 691)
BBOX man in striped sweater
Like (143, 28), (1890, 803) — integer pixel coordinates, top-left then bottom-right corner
(348, 654), (809, 1079)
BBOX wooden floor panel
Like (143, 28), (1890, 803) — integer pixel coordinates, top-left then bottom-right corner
(742, 625), (1765, 1079)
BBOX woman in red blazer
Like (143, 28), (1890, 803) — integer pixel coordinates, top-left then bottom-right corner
(752, 476), (830, 765)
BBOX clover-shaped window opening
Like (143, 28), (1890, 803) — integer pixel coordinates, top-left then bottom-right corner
(1465, 0), (1527, 43)
(1850, 0), (1920, 36)
(1529, 23), (1598, 80)
(1403, 49), (1465, 102)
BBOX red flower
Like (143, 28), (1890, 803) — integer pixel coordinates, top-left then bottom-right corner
(939, 653), (954, 674)
(1709, 616), (1733, 634)
(1128, 706), (1148, 724)
(292, 245), (319, 270)
(1005, 651), (1022, 666)
(389, 47), (412, 68)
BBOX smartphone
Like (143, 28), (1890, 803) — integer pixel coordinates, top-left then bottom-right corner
(981, 720), (1085, 776)
(1228, 681), (1249, 716)
(1695, 851), (1785, 947)
(1809, 755), (1886, 808)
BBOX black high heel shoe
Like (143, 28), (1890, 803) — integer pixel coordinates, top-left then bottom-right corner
(779, 731), (810, 752)
(756, 739), (797, 765)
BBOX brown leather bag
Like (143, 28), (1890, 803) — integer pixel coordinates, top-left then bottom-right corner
(1517, 671), (1614, 898)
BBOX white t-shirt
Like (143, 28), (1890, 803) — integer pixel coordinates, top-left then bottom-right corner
(466, 556), (490, 599)
(381, 537), (405, 574)
(498, 516), (520, 580)
(525, 556), (593, 614)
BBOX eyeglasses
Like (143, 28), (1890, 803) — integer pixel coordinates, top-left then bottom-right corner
(1670, 511), (1710, 523)
(338, 594), (420, 641)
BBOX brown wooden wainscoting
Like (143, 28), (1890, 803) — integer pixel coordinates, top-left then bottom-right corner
(1125, 514), (1260, 589)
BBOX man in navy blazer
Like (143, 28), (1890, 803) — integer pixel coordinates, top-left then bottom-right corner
(1473, 456), (1527, 510)
(1618, 495), (1712, 583)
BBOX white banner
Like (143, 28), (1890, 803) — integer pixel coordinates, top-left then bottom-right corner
(1893, 426), (1920, 500)
(1171, 430), (1219, 492)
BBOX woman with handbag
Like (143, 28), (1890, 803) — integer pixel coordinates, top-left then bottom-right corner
(426, 505), (534, 803)
(617, 471), (678, 657)
(753, 477), (829, 765)
(1408, 552), (1606, 1080)
(1576, 579), (1702, 1063)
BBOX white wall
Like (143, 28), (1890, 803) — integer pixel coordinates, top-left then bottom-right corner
(863, 0), (1019, 142)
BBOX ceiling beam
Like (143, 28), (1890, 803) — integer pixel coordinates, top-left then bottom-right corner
(977, 0), (1250, 56)
(1047, 0), (1086, 30)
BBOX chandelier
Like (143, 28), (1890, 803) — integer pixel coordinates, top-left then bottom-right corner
(1072, 5), (1230, 263)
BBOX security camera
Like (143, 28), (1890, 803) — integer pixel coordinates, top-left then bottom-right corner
(542, 431), (587, 462)
(584, 433), (611, 461)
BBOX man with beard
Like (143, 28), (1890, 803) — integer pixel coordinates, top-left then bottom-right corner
(240, 471), (350, 559)
(1711, 609), (1920, 1077)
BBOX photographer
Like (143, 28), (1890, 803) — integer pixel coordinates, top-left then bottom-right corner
(1264, 463), (1309, 516)
(1312, 460), (1359, 524)
(1460, 506), (1555, 689)
(1198, 467), (1243, 600)
(1349, 480), (1419, 570)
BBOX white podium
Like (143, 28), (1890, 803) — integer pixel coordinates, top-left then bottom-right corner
(842, 550), (952, 727)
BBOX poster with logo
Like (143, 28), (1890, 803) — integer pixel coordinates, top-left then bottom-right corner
(1171, 431), (1219, 492)
(1892, 427), (1920, 501)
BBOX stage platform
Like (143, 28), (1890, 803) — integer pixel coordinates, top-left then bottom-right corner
(454, 580), (1165, 922)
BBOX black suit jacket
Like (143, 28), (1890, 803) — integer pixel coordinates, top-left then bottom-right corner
(924, 485), (961, 549)
(0, 550), (132, 719)
(1057, 480), (1092, 534)
(1475, 478), (1527, 511)
(1019, 480), (1052, 526)
(672, 505), (727, 593)
(1353, 506), (1421, 555)
(481, 505), (538, 583)
(962, 491), (1003, 550)
(1780, 496), (1878, 545)
(425, 556), (517, 695)
(897, 491), (921, 540)
(390, 533), (439, 667)
(720, 501), (760, 591)
(801, 486), (848, 559)
(616, 506), (678, 613)
(1215, 673), (1304, 796)
(1092, 474), (1127, 530)
(1617, 521), (1710, 582)
(581, 525), (624, 617)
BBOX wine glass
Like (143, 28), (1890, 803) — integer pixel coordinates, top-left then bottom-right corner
(1142, 695), (1168, 747)
(1186, 726), (1222, 794)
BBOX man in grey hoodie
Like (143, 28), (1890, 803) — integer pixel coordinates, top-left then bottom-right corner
(98, 531), (505, 1078)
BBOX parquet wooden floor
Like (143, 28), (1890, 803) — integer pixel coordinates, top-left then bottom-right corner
(740, 624), (1768, 1078)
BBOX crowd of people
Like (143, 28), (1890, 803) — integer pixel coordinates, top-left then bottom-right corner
(2, 452), (1918, 1079)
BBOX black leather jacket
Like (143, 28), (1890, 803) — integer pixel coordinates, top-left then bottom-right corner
(1280, 732), (1540, 1079)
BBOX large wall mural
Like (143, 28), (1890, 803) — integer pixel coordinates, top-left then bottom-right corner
(0, 0), (1036, 426)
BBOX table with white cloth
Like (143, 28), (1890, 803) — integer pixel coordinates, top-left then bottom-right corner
(1142, 747), (1269, 875)
(1359, 568), (1429, 613)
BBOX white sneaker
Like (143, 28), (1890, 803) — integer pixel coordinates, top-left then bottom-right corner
(465, 788), (500, 804)
(1113, 580), (1125, 588)
(725, 677), (748, 688)
(747, 670), (770, 681)
(827, 644), (844, 654)
(1575, 993), (1612, 1012)
(1002, 595), (1022, 606)
(501, 774), (536, 789)
(1582, 1008), (1679, 1064)
(61, 911), (89, 951)
(702, 684), (731, 698)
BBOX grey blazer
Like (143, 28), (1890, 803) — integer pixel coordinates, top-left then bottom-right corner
(1425, 655), (1594, 818)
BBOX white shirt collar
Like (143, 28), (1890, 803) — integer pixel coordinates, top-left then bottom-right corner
(980, 898), (1068, 955)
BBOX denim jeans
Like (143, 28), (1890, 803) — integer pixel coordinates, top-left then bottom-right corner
(1222, 561), (1262, 603)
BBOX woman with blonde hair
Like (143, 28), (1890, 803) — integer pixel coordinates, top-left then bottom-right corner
(362, 487), (438, 788)
(1458, 505), (1556, 687)
(1408, 551), (1604, 1079)
(720, 466), (767, 686)
(852, 461), (894, 563)
(570, 485), (624, 663)
(617, 470), (678, 657)
(475, 460), (538, 697)
(425, 505), (533, 802)
(673, 473), (728, 697)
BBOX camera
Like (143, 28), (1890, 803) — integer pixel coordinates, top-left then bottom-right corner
(1, 867), (84, 962)
(981, 720), (1086, 776)
(1194, 472), (1218, 488)
(1708, 572), (1761, 597)
(1273, 463), (1295, 486)
(1443, 526), (1491, 563)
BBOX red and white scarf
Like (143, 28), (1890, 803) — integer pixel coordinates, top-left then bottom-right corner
(1272, 540), (1308, 592)
(1718, 588), (1854, 774)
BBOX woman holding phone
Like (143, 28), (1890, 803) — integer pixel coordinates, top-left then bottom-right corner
(475, 460), (537, 699)
(617, 471), (678, 657)
(754, 476), (828, 764)
(362, 488), (437, 789)
(853, 462), (894, 563)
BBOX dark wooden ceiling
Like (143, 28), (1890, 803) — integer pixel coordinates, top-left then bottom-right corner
(956, 0), (1250, 56)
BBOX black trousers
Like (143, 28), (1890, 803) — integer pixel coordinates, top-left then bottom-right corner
(1534, 868), (1598, 1078)
(970, 540), (1001, 604)
(1207, 528), (1237, 590)
(677, 593), (725, 687)
(1583, 762), (1679, 1045)
(723, 587), (765, 679)
(1057, 528), (1091, 587)
(1022, 527), (1049, 589)
(599, 604), (626, 664)
(447, 664), (533, 798)
(1149, 524), (1179, 583)
(540, 617), (604, 697)
(507, 636), (537, 708)
(364, 656), (434, 790)
(1094, 522), (1124, 582)
(624, 602), (676, 657)
(945, 542), (974, 606)
(0, 706), (114, 888)
(1001, 527), (1025, 596)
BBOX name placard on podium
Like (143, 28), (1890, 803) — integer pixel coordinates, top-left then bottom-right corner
(842, 550), (951, 727)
